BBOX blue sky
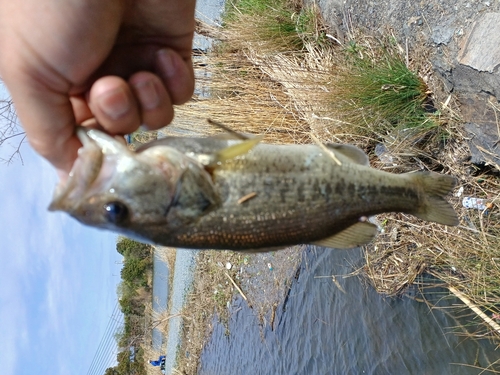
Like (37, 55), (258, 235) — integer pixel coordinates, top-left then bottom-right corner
(0, 87), (124, 374)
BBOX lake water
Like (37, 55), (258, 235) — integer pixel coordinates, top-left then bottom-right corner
(198, 247), (499, 374)
(151, 253), (169, 350)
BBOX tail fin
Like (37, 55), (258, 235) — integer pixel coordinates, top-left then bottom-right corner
(409, 171), (459, 226)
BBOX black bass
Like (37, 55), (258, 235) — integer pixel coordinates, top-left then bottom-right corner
(49, 128), (458, 251)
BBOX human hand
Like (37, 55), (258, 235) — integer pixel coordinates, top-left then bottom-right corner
(0, 0), (196, 175)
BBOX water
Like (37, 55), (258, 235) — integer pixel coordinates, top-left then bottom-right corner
(194, 0), (225, 51)
(162, 249), (198, 374)
(199, 247), (499, 374)
(151, 252), (170, 350)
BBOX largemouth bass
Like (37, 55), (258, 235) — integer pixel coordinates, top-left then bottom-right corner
(49, 128), (458, 251)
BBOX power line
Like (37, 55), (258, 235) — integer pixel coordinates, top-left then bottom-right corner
(91, 306), (124, 375)
(89, 307), (124, 375)
(86, 302), (119, 375)
(86, 302), (124, 375)
(89, 315), (122, 375)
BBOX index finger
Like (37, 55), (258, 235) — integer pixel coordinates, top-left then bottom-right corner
(7, 76), (82, 175)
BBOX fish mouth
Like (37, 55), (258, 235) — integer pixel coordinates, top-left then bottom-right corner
(48, 128), (104, 212)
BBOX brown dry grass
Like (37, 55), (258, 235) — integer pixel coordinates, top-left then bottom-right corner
(139, 0), (500, 371)
(183, 0), (500, 341)
(165, 52), (312, 144)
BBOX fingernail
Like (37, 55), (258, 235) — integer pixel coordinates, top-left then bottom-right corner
(157, 49), (176, 78)
(97, 88), (130, 120)
(133, 79), (160, 110)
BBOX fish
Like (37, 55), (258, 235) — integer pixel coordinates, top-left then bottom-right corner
(49, 128), (459, 251)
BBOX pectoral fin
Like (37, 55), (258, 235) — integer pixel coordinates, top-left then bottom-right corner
(215, 136), (263, 163)
(205, 119), (263, 165)
(313, 221), (379, 249)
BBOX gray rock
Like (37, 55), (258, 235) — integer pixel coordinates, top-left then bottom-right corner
(460, 94), (500, 167)
(452, 12), (500, 98)
(458, 13), (500, 73)
(431, 19), (456, 45)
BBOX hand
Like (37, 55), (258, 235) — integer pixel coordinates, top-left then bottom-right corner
(0, 0), (196, 175)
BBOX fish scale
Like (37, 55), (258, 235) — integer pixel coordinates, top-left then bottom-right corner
(165, 145), (428, 250)
(49, 129), (459, 251)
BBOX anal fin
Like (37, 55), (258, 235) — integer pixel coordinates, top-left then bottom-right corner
(313, 221), (379, 249)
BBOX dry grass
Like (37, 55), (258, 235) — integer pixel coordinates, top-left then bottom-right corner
(165, 51), (312, 144)
(134, 0), (500, 371)
(171, 0), (500, 343)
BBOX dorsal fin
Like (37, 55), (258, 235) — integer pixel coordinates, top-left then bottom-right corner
(207, 119), (248, 140)
(312, 221), (379, 249)
(326, 144), (369, 166)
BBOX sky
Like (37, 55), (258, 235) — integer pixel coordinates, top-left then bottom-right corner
(0, 87), (124, 374)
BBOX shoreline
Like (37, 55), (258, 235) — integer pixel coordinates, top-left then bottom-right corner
(161, 249), (198, 374)
(168, 247), (305, 374)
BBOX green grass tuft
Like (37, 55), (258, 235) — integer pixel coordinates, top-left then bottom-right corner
(222, 0), (325, 53)
(338, 49), (438, 133)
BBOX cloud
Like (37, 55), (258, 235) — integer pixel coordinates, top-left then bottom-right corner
(0, 282), (28, 375)
(0, 146), (120, 374)
(0, 148), (63, 374)
(1, 114), (124, 374)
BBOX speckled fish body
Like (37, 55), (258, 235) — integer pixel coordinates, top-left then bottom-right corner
(49, 129), (458, 251)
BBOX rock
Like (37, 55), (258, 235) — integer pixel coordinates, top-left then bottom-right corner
(458, 13), (500, 73)
(431, 18), (456, 45)
(452, 13), (500, 167)
(452, 12), (500, 104)
(459, 94), (500, 167)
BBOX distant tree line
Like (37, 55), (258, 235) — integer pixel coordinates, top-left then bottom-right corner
(104, 238), (155, 375)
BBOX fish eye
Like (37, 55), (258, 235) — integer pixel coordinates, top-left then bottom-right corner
(103, 201), (129, 224)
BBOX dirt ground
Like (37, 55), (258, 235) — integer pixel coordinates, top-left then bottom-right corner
(312, 0), (500, 167)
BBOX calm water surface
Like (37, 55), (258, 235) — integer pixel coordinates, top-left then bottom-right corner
(199, 247), (498, 375)
(151, 253), (169, 350)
